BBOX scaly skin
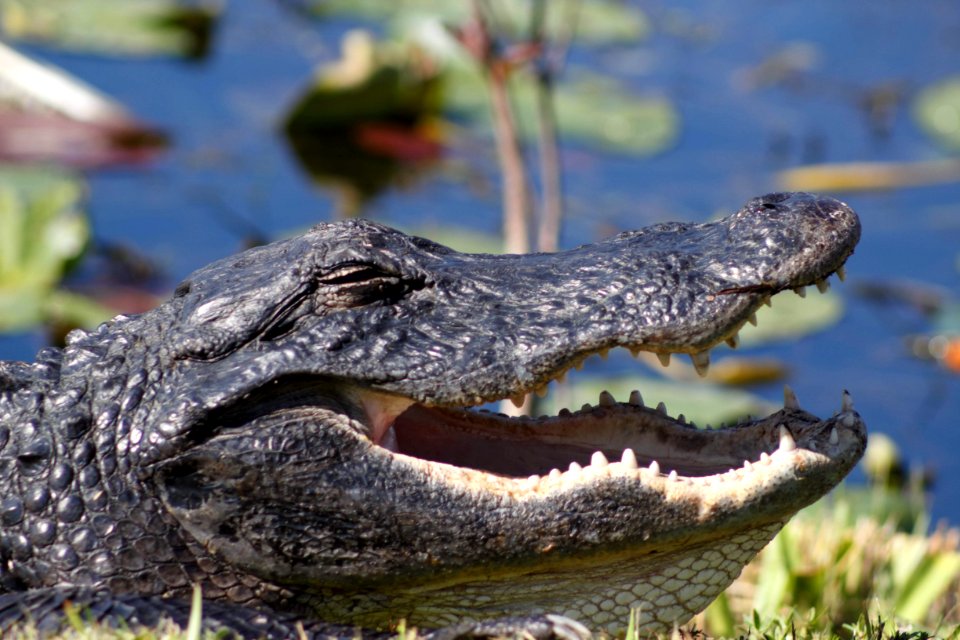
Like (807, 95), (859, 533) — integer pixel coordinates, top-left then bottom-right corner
(0, 192), (865, 638)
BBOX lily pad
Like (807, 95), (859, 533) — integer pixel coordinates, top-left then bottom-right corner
(315, 0), (649, 45)
(915, 76), (960, 150)
(0, 166), (110, 332)
(0, 0), (219, 59)
(543, 375), (774, 428)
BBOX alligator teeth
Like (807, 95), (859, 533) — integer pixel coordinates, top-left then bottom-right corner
(591, 451), (609, 467)
(621, 448), (638, 469)
(648, 460), (660, 475)
(763, 296), (772, 307)
(760, 451), (770, 463)
(510, 393), (526, 409)
(816, 278), (830, 293)
(657, 353), (671, 367)
(558, 408), (571, 417)
(677, 413), (687, 425)
(743, 459), (753, 471)
(841, 389), (854, 412)
(783, 384), (800, 410)
(793, 286), (807, 298)
(628, 390), (643, 406)
(574, 359), (585, 371)
(829, 427), (839, 445)
(842, 413), (856, 428)
(598, 390), (616, 407)
(580, 403), (592, 412)
(549, 468), (562, 480)
(748, 312), (758, 326)
(691, 351), (710, 377)
(778, 425), (796, 452)
(599, 349), (610, 360)
(527, 474), (540, 484)
(554, 370), (567, 384)
(656, 401), (668, 416)
(837, 265), (847, 281)
(568, 461), (582, 473)
(629, 346), (642, 358)
(535, 385), (548, 398)
(726, 334), (740, 349)
(668, 470), (678, 481)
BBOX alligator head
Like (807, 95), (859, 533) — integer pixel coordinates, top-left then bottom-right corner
(47, 192), (864, 634)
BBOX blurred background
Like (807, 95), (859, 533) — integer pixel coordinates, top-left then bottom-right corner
(1, 0), (959, 532)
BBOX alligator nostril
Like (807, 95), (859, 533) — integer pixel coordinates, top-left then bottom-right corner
(761, 203), (778, 210)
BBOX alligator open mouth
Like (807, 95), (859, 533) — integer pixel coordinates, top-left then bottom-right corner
(350, 266), (864, 499)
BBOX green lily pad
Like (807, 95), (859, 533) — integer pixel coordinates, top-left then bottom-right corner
(316, 0), (649, 45)
(444, 65), (679, 155)
(0, 166), (110, 332)
(542, 375), (775, 428)
(737, 289), (844, 347)
(916, 76), (960, 150)
(1, 0), (219, 58)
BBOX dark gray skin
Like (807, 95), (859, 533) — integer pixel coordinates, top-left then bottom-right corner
(0, 192), (865, 638)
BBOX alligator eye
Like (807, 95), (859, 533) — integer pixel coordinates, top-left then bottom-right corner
(317, 263), (421, 308)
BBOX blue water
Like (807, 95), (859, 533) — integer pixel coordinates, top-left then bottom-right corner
(5, 2), (960, 520)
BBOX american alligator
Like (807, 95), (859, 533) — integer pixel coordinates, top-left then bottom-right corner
(0, 192), (865, 638)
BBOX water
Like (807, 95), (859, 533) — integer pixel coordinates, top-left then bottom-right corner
(4, 1), (960, 520)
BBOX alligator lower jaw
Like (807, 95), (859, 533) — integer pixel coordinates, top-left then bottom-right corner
(350, 383), (864, 501)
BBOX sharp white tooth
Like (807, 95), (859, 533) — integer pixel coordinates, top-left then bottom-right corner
(657, 353), (671, 367)
(726, 334), (740, 349)
(830, 427), (839, 445)
(568, 461), (582, 473)
(598, 390), (616, 407)
(691, 351), (710, 377)
(380, 425), (399, 452)
(841, 390), (854, 412)
(574, 359), (585, 371)
(648, 460), (660, 475)
(599, 349), (610, 360)
(555, 370), (567, 384)
(748, 312), (758, 326)
(677, 414), (687, 425)
(535, 385), (548, 398)
(668, 470), (678, 481)
(793, 286), (807, 298)
(763, 296), (772, 307)
(837, 265), (847, 281)
(629, 347), (642, 358)
(656, 401), (668, 415)
(760, 451), (770, 463)
(778, 425), (796, 452)
(581, 403), (593, 412)
(743, 460), (753, 471)
(621, 449), (638, 469)
(628, 390), (643, 406)
(783, 384), (800, 409)
(549, 468), (562, 480)
(816, 279), (830, 294)
(591, 451), (609, 467)
(510, 393), (526, 409)
(527, 474), (540, 484)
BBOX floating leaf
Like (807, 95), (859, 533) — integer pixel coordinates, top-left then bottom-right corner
(445, 65), (678, 155)
(778, 159), (960, 192)
(0, 0), (220, 59)
(542, 375), (774, 427)
(315, 0), (649, 45)
(0, 42), (166, 167)
(916, 76), (960, 150)
(738, 289), (844, 347)
(0, 166), (110, 332)
(284, 31), (443, 132)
